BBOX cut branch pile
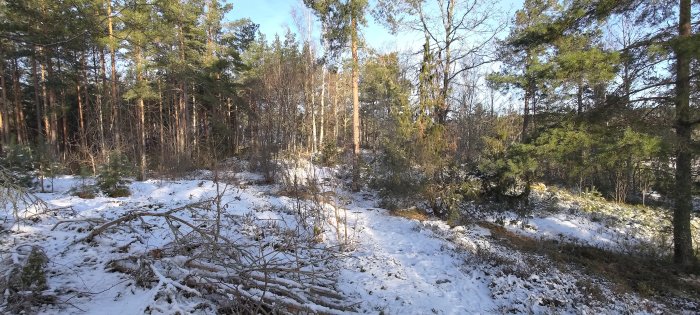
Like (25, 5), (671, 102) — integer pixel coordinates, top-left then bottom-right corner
(83, 198), (354, 314)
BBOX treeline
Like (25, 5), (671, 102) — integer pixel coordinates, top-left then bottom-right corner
(0, 0), (698, 264)
(0, 0), (262, 179)
(0, 0), (370, 179)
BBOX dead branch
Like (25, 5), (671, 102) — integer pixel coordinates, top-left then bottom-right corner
(87, 185), (354, 314)
(81, 199), (214, 243)
(51, 217), (106, 231)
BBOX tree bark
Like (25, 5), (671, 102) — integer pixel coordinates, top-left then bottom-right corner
(673, 0), (694, 266)
(46, 56), (59, 153)
(12, 59), (26, 144)
(320, 67), (326, 148)
(437, 0), (455, 125)
(40, 56), (53, 148)
(158, 79), (165, 170)
(192, 89), (198, 158)
(107, 0), (120, 148)
(333, 73), (338, 142)
(576, 83), (583, 115)
(522, 80), (531, 142)
(310, 51), (317, 153)
(77, 53), (87, 151)
(0, 61), (8, 152)
(136, 48), (147, 181)
(60, 80), (68, 154)
(32, 52), (44, 144)
(96, 48), (107, 156)
(351, 10), (361, 189)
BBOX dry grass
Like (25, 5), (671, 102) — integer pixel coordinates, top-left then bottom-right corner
(389, 207), (430, 222)
(479, 222), (700, 309)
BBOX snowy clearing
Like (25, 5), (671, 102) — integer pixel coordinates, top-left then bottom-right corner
(0, 166), (697, 314)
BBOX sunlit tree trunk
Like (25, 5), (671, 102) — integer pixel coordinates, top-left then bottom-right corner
(77, 53), (88, 151)
(351, 11), (360, 189)
(107, 0), (120, 148)
(158, 79), (165, 169)
(320, 59), (326, 147)
(95, 48), (107, 156)
(40, 56), (54, 148)
(46, 57), (59, 153)
(333, 73), (338, 142)
(437, 0), (455, 125)
(135, 47), (147, 181)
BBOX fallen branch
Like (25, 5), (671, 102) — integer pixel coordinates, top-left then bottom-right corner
(26, 206), (77, 220)
(182, 258), (352, 313)
(186, 275), (351, 315)
(90, 193), (354, 314)
(81, 199), (215, 243)
(51, 218), (106, 231)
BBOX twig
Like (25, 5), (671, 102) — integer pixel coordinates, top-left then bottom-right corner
(51, 218), (106, 231)
(80, 199), (214, 243)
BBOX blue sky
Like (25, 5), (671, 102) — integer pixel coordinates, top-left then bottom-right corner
(227, 0), (297, 38)
(226, 0), (524, 52)
(226, 0), (525, 113)
(227, 0), (399, 50)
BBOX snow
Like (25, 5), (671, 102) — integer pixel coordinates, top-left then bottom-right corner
(504, 213), (619, 247)
(0, 168), (689, 314)
(491, 187), (700, 257)
(338, 205), (496, 314)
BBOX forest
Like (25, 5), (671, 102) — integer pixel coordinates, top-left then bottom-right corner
(0, 0), (699, 314)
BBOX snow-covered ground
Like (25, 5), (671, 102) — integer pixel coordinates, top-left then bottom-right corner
(492, 185), (700, 257)
(0, 165), (696, 314)
(338, 197), (497, 314)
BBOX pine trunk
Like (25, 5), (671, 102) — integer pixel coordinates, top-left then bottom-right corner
(108, 0), (120, 148)
(136, 49), (147, 181)
(32, 52), (44, 143)
(0, 61), (8, 152)
(576, 84), (583, 115)
(192, 90), (198, 158)
(333, 74), (338, 142)
(320, 66), (326, 147)
(77, 54), (87, 151)
(158, 80), (165, 169)
(352, 16), (360, 156)
(673, 0), (694, 266)
(351, 12), (360, 188)
(522, 82), (531, 142)
(40, 58), (53, 148)
(46, 57), (59, 153)
(96, 48), (107, 156)
(13, 59), (25, 144)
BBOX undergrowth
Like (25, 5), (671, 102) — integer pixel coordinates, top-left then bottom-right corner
(480, 222), (700, 311)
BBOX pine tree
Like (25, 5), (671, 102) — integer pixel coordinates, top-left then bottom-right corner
(304, 0), (368, 189)
(673, 0), (695, 266)
(551, 32), (619, 114)
(122, 0), (157, 181)
(489, 0), (558, 141)
(512, 0), (698, 265)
